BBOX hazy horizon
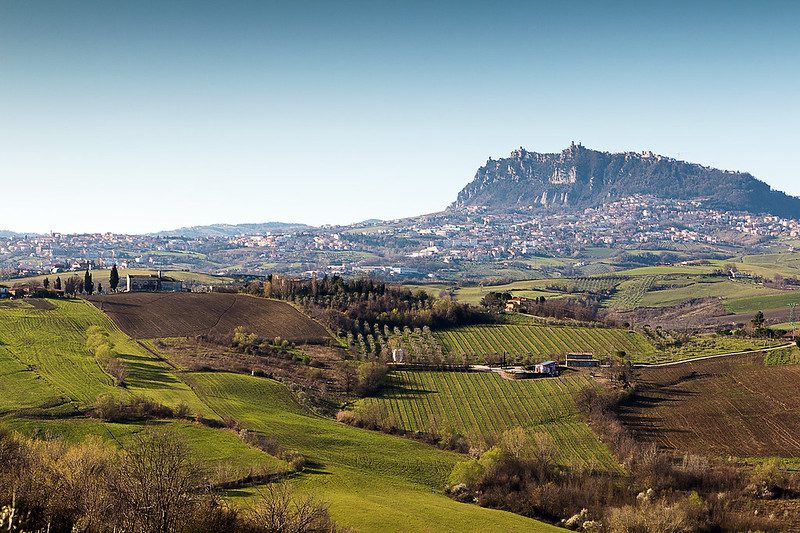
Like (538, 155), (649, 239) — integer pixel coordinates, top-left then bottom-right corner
(2, 0), (799, 234)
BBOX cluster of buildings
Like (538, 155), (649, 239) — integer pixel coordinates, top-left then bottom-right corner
(3, 195), (800, 283)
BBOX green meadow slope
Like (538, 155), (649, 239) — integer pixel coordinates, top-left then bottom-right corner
(0, 299), (561, 532)
(356, 370), (620, 471)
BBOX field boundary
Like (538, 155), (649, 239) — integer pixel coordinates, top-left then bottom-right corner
(633, 342), (794, 368)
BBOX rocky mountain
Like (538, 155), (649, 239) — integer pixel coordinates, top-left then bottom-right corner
(154, 222), (312, 238)
(453, 143), (800, 218)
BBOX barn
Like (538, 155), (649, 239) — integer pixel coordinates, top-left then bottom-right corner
(534, 360), (558, 376)
(126, 271), (183, 293)
(564, 352), (600, 368)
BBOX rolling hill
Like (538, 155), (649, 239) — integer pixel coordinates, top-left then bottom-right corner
(88, 292), (330, 343)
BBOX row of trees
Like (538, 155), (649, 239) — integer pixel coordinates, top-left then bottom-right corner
(35, 265), (121, 296)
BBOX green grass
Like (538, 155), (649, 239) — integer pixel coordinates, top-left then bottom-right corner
(4, 417), (285, 480)
(764, 346), (800, 366)
(0, 298), (212, 414)
(633, 334), (785, 364)
(437, 324), (656, 360)
(0, 299), (563, 531)
(357, 371), (619, 470)
(454, 282), (563, 305)
(187, 372), (561, 532)
(725, 291), (800, 314)
(637, 279), (785, 309)
(605, 276), (659, 310)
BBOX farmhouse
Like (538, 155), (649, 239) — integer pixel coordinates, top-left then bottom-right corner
(505, 297), (531, 312)
(126, 271), (183, 293)
(0, 285), (8, 298)
(534, 360), (558, 376)
(564, 352), (600, 368)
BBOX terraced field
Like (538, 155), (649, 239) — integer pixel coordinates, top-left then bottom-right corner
(437, 324), (656, 360)
(357, 371), (619, 470)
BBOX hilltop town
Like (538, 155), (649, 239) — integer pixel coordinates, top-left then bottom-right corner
(3, 194), (799, 283)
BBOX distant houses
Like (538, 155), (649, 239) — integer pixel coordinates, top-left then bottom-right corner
(126, 271), (183, 293)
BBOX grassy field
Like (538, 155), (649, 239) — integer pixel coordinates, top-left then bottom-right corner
(455, 284), (561, 305)
(357, 371), (620, 470)
(1, 268), (234, 288)
(187, 372), (560, 532)
(633, 334), (786, 364)
(0, 297), (560, 531)
(437, 324), (657, 360)
(0, 298), (212, 413)
(5, 417), (286, 481)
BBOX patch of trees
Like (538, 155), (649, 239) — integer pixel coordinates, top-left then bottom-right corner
(253, 274), (490, 335)
(517, 296), (603, 322)
(0, 428), (342, 533)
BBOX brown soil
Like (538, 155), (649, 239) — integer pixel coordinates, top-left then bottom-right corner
(89, 292), (330, 343)
(620, 353), (800, 458)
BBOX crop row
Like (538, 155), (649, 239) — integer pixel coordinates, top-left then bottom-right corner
(436, 324), (655, 359)
(360, 371), (618, 469)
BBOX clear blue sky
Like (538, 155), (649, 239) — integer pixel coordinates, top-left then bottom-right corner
(1, 0), (798, 234)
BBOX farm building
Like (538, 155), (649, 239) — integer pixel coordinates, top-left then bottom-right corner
(392, 348), (406, 363)
(505, 297), (531, 312)
(564, 352), (600, 368)
(0, 285), (8, 298)
(126, 271), (183, 293)
(534, 360), (558, 376)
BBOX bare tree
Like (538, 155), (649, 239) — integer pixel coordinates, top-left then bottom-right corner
(117, 430), (202, 533)
(247, 482), (337, 533)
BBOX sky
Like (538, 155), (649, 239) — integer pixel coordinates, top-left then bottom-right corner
(1, 0), (799, 234)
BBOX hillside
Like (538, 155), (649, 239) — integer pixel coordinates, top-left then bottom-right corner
(89, 292), (330, 343)
(356, 371), (619, 470)
(153, 221), (312, 238)
(454, 143), (800, 218)
(620, 351), (800, 459)
(0, 298), (558, 532)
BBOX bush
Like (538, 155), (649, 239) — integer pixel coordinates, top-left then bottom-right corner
(355, 362), (388, 397)
(90, 394), (173, 422)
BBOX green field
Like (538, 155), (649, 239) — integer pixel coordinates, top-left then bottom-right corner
(1, 268), (233, 288)
(357, 371), (619, 470)
(0, 298), (211, 414)
(0, 298), (560, 531)
(187, 372), (559, 532)
(437, 324), (657, 360)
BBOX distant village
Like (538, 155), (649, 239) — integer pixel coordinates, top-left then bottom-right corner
(2, 195), (800, 283)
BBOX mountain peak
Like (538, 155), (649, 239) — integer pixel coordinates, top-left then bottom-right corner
(453, 145), (800, 218)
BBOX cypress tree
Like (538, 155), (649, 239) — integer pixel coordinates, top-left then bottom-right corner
(109, 264), (120, 292)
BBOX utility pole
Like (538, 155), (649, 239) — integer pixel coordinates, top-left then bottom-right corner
(789, 303), (797, 340)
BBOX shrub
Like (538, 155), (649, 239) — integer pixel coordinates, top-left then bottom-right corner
(90, 394), (173, 422)
(355, 362), (388, 397)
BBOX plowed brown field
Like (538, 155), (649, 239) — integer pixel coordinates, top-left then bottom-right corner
(89, 293), (330, 343)
(620, 354), (800, 458)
